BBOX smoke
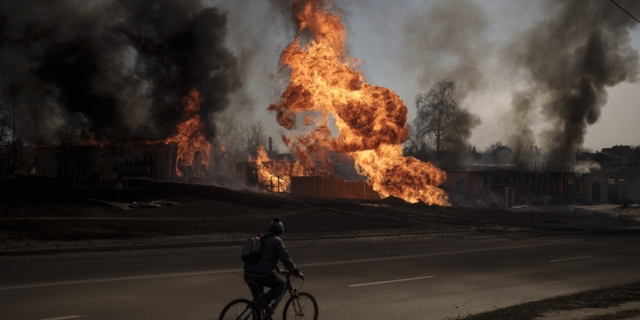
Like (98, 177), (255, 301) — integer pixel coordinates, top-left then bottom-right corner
(400, 0), (488, 167)
(0, 0), (240, 144)
(503, 0), (640, 164)
(574, 160), (602, 175)
(402, 0), (492, 101)
(206, 0), (295, 153)
(501, 90), (537, 163)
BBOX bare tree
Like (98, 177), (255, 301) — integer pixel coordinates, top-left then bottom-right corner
(216, 115), (268, 156)
(216, 114), (243, 155)
(411, 80), (480, 158)
(54, 124), (86, 175)
(246, 122), (267, 155)
(0, 77), (24, 174)
(404, 124), (432, 159)
(483, 141), (503, 154)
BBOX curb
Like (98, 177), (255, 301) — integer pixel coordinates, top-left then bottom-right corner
(0, 230), (468, 257)
(406, 208), (627, 229)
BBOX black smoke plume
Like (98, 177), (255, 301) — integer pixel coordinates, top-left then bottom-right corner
(0, 0), (240, 144)
(504, 0), (640, 164)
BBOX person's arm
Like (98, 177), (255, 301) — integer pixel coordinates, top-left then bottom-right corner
(274, 237), (298, 273)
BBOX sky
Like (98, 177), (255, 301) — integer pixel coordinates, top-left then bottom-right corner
(211, 0), (640, 152)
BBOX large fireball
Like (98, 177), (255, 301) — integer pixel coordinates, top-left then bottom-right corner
(269, 0), (449, 205)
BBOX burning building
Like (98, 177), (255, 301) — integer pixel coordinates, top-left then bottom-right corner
(235, 149), (380, 200)
(34, 141), (214, 186)
(0, 1), (238, 183)
(30, 90), (216, 186)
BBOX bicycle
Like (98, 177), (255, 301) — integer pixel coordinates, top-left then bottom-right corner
(219, 271), (318, 320)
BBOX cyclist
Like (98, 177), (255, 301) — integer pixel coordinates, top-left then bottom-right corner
(244, 217), (303, 313)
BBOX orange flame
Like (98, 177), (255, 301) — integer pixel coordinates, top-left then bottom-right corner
(60, 132), (103, 147)
(165, 89), (211, 177)
(268, 0), (449, 205)
(81, 133), (103, 147)
(250, 146), (297, 192)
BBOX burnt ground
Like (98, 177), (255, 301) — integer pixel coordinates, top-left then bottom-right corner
(1, 176), (639, 245)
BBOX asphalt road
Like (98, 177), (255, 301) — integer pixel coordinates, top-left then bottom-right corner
(1, 232), (639, 320)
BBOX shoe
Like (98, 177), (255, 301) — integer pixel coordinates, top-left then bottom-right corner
(256, 298), (274, 313)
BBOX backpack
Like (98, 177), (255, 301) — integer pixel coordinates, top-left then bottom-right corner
(241, 233), (273, 264)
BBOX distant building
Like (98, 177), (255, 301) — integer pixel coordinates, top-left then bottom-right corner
(442, 163), (607, 207)
(596, 146), (640, 204)
(601, 145), (634, 158)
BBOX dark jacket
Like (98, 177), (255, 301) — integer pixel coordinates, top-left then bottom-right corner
(243, 232), (297, 276)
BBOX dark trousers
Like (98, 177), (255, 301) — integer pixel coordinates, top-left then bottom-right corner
(244, 273), (286, 303)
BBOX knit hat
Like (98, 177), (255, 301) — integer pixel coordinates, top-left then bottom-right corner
(268, 217), (284, 235)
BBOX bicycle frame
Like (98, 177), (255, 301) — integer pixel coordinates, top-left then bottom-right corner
(268, 274), (298, 316)
(251, 273), (303, 320)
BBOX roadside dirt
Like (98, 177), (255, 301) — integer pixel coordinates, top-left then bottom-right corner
(456, 280), (640, 320)
(1, 177), (639, 251)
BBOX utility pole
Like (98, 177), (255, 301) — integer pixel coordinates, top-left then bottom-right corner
(34, 88), (38, 176)
(10, 74), (15, 173)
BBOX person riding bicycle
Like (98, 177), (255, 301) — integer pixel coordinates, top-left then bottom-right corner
(244, 217), (303, 313)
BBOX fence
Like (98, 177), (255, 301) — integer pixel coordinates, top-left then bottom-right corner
(290, 176), (380, 199)
(72, 166), (151, 189)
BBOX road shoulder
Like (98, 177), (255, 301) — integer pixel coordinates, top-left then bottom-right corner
(457, 280), (640, 320)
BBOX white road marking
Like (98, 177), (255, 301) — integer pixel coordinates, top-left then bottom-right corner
(349, 276), (435, 287)
(301, 242), (571, 267)
(0, 241), (570, 291)
(39, 316), (87, 320)
(549, 256), (591, 263)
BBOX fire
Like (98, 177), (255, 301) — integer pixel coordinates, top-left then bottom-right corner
(165, 89), (211, 177)
(268, 0), (449, 205)
(81, 133), (103, 147)
(250, 146), (297, 192)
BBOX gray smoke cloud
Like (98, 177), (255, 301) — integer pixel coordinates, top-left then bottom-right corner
(402, 0), (492, 101)
(0, 0), (240, 144)
(503, 0), (640, 164)
(206, 0), (294, 150)
(401, 0), (488, 166)
(501, 90), (538, 164)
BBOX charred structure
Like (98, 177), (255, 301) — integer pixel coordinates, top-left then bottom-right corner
(31, 142), (214, 185)
(235, 158), (381, 200)
(441, 145), (640, 207)
(443, 163), (607, 208)
(591, 146), (640, 205)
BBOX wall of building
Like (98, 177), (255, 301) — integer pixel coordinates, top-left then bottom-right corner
(290, 176), (380, 200)
(443, 170), (609, 207)
(31, 143), (182, 182)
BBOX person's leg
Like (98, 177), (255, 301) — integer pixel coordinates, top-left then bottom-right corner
(259, 273), (286, 303)
(247, 274), (275, 313)
(244, 274), (262, 299)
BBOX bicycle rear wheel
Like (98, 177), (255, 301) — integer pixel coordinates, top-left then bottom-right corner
(283, 292), (318, 320)
(219, 299), (256, 320)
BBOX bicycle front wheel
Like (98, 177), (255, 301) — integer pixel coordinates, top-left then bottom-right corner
(219, 298), (256, 320)
(283, 292), (318, 320)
